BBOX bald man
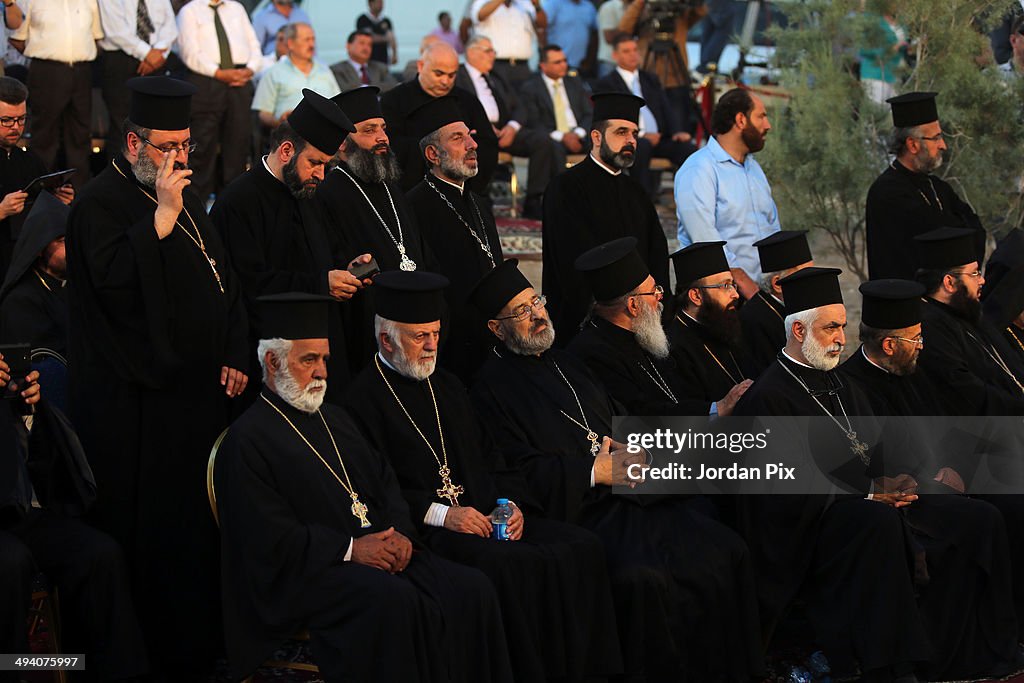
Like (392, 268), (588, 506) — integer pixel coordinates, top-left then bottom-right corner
(381, 41), (498, 194)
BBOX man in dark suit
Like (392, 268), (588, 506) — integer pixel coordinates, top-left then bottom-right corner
(595, 35), (695, 197)
(519, 44), (593, 173)
(330, 30), (398, 92)
(456, 35), (558, 218)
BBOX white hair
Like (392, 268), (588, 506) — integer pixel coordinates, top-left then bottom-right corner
(257, 338), (293, 384)
(374, 315), (401, 352)
(783, 309), (818, 344)
(759, 270), (784, 294)
(373, 314), (436, 380)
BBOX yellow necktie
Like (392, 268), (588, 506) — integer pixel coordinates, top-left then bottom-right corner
(552, 81), (570, 133)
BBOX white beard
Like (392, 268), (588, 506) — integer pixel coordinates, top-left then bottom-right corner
(634, 301), (670, 359)
(276, 363), (327, 413)
(802, 334), (843, 371)
(390, 344), (437, 381)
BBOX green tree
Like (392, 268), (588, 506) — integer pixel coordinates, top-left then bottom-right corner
(759, 0), (1024, 280)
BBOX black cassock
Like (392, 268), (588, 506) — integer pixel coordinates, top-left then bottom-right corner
(471, 346), (765, 682)
(0, 145), (46, 277)
(919, 298), (1024, 416)
(839, 347), (1021, 679)
(344, 359), (623, 683)
(215, 390), (511, 683)
(210, 163), (353, 399)
(732, 354), (931, 677)
(379, 79), (498, 195)
(542, 157), (669, 345)
(666, 312), (749, 412)
(568, 316), (707, 416)
(406, 174), (504, 383)
(865, 160), (985, 280)
(66, 157), (249, 670)
(317, 163), (438, 372)
(739, 290), (785, 378)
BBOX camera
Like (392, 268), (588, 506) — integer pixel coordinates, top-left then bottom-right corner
(644, 0), (705, 32)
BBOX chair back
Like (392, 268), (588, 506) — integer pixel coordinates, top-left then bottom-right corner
(207, 428), (229, 527)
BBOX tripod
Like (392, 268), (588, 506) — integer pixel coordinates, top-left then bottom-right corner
(642, 30), (712, 140)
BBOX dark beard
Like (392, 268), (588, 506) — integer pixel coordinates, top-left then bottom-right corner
(741, 122), (765, 153)
(599, 136), (635, 170)
(949, 282), (981, 323)
(282, 155), (319, 199)
(343, 138), (402, 184)
(696, 299), (743, 351)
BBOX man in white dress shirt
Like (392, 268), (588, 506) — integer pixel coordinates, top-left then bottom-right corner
(176, 0), (262, 199)
(97, 0), (178, 160)
(10, 0), (104, 189)
(470, 0), (546, 86)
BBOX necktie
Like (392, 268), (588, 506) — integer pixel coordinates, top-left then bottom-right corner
(210, 3), (234, 70)
(630, 74), (658, 135)
(136, 0), (155, 44)
(360, 64), (369, 85)
(552, 80), (570, 133)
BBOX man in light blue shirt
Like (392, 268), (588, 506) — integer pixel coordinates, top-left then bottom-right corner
(674, 88), (780, 300)
(252, 22), (340, 128)
(542, 0), (598, 69)
(251, 0), (311, 55)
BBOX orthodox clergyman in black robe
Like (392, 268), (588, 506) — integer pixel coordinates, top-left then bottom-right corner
(567, 238), (705, 416)
(0, 192), (69, 356)
(216, 293), (511, 683)
(666, 242), (753, 416)
(406, 96), (505, 382)
(343, 272), (623, 683)
(468, 259), (765, 683)
(542, 93), (669, 345)
(0, 366), (148, 681)
(732, 267), (931, 681)
(741, 231), (814, 378)
(980, 228), (1024, 375)
(379, 42), (497, 194)
(838, 279), (1021, 680)
(65, 78), (250, 674)
(866, 92), (985, 280)
(211, 89), (365, 401)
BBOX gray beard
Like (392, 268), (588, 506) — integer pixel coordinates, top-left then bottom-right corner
(388, 344), (436, 381)
(274, 363), (327, 413)
(634, 302), (669, 359)
(802, 335), (842, 371)
(502, 319), (556, 355)
(132, 152), (188, 189)
(436, 146), (479, 182)
(344, 141), (402, 184)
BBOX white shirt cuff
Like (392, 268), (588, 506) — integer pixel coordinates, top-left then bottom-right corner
(342, 538), (353, 561)
(508, 120), (522, 132)
(573, 127), (586, 138)
(590, 464), (596, 488)
(424, 502), (450, 527)
(550, 130), (564, 142)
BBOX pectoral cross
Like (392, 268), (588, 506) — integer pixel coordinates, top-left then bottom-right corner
(207, 256), (225, 294)
(848, 432), (870, 465)
(436, 466), (464, 506)
(350, 495), (371, 528)
(588, 431), (600, 456)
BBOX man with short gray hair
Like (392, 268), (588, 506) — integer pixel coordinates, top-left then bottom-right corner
(251, 22), (340, 129)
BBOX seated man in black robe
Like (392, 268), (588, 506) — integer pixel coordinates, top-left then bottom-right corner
(733, 267), (931, 682)
(215, 293), (512, 683)
(838, 279), (1023, 680)
(666, 241), (753, 416)
(741, 230), (814, 377)
(343, 270), (623, 683)
(0, 354), (147, 682)
(866, 92), (985, 279)
(542, 93), (669, 346)
(0, 192), (69, 356)
(211, 88), (370, 400)
(406, 96), (503, 382)
(567, 237), (706, 415)
(469, 259), (765, 683)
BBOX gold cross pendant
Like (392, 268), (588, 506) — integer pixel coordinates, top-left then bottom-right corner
(436, 476), (465, 507)
(350, 496), (371, 528)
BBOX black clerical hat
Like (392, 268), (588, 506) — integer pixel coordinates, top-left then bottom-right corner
(468, 259), (533, 319)
(670, 241), (730, 290)
(372, 271), (450, 323)
(575, 237), (650, 302)
(331, 86), (382, 125)
(409, 96), (465, 139)
(887, 91), (939, 128)
(256, 293), (333, 340)
(127, 76), (197, 130)
(859, 279), (925, 330)
(913, 227), (977, 270)
(288, 88), (355, 156)
(754, 230), (813, 273)
(591, 92), (644, 126)
(779, 267), (844, 315)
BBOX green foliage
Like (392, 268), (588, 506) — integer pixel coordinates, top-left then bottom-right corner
(758, 0), (1024, 278)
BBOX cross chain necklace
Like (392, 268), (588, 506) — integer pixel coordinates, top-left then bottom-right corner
(423, 174), (496, 267)
(335, 166), (417, 271)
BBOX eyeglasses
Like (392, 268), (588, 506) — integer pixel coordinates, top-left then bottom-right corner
(916, 132), (946, 143)
(889, 335), (924, 348)
(695, 281), (738, 292)
(947, 269), (983, 280)
(0, 115), (27, 128)
(632, 285), (664, 299)
(494, 295), (547, 322)
(139, 136), (197, 155)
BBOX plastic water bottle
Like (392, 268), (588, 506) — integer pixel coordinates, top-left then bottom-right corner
(490, 498), (512, 541)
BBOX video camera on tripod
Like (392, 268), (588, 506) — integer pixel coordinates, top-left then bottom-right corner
(642, 0), (706, 34)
